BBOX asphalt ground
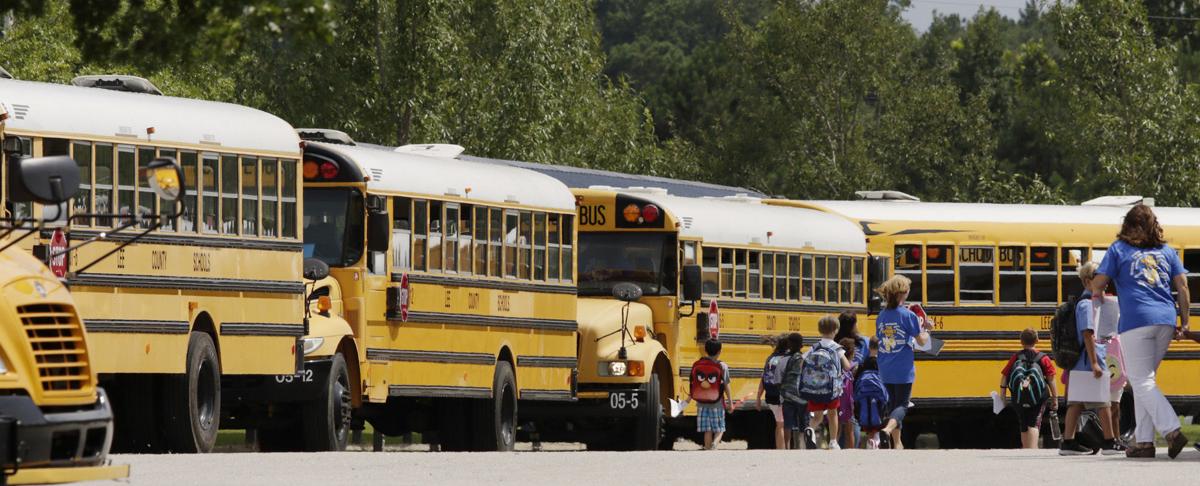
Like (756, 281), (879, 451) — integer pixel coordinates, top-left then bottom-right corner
(80, 446), (1199, 485)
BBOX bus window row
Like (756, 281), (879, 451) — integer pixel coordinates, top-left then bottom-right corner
(390, 197), (574, 283)
(895, 243), (1200, 305)
(54, 138), (298, 239)
(697, 245), (865, 305)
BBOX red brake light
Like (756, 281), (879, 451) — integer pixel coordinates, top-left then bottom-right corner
(319, 161), (339, 179)
(303, 160), (320, 179)
(641, 204), (660, 223)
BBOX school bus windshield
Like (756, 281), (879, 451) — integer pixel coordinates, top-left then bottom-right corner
(304, 187), (364, 267)
(578, 232), (677, 297)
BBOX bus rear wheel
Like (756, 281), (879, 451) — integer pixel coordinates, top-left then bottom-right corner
(303, 352), (352, 451)
(473, 361), (517, 451)
(163, 332), (220, 453)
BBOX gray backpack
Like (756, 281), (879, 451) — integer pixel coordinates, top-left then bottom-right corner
(780, 352), (806, 403)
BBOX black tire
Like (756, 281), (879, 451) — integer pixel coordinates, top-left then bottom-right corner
(162, 332), (221, 453)
(473, 361), (517, 451)
(303, 353), (352, 451)
(633, 373), (666, 450)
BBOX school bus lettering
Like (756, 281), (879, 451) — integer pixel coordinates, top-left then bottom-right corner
(467, 292), (481, 310)
(496, 294), (511, 312)
(444, 289), (452, 309)
(787, 316), (802, 331)
(579, 204), (607, 226)
(150, 250), (167, 270)
(116, 248), (126, 270)
(765, 315), (777, 330)
(959, 247), (993, 263)
(192, 251), (212, 273)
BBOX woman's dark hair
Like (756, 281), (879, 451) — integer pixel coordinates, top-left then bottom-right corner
(786, 332), (804, 353)
(1117, 204), (1166, 248)
(834, 311), (859, 342)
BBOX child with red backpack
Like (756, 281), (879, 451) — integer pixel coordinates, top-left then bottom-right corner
(855, 336), (888, 449)
(1000, 328), (1058, 449)
(801, 315), (854, 449)
(690, 339), (732, 450)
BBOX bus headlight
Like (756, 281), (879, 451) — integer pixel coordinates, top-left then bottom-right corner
(599, 360), (644, 377)
(608, 361), (627, 377)
(302, 337), (325, 356)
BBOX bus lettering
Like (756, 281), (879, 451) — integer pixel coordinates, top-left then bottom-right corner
(787, 316), (801, 331)
(116, 249), (126, 270)
(150, 250), (167, 270)
(444, 289), (452, 309)
(497, 294), (511, 312)
(192, 252), (212, 273)
(765, 315), (776, 330)
(467, 292), (480, 310)
(579, 205), (606, 226)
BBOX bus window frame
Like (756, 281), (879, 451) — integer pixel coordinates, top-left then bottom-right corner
(1184, 248), (1199, 304)
(997, 244), (1029, 306)
(924, 243), (954, 306)
(1029, 244), (1059, 305)
(957, 244), (996, 305)
(761, 252), (775, 300)
(1060, 246), (1090, 302)
(701, 246), (719, 298)
(200, 153), (220, 234)
(444, 202), (460, 274)
(893, 242), (924, 305)
(748, 250), (761, 299)
(392, 197), (413, 273)
(260, 157), (279, 238)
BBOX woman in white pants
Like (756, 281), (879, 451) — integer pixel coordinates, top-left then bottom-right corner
(1092, 204), (1191, 459)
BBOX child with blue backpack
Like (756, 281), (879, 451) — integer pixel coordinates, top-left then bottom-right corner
(855, 336), (888, 449)
(801, 315), (854, 449)
(756, 335), (791, 449)
(1000, 328), (1058, 449)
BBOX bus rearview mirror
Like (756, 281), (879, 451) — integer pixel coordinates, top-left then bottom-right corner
(681, 264), (702, 302)
(144, 157), (182, 201)
(367, 211), (390, 253)
(7, 155), (80, 204)
(303, 258), (330, 281)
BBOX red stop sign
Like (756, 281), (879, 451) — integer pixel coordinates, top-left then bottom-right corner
(399, 273), (410, 322)
(48, 229), (68, 278)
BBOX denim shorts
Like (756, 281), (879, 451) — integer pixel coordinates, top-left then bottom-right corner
(782, 401), (807, 430)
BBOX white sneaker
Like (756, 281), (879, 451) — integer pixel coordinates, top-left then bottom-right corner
(830, 441), (841, 450)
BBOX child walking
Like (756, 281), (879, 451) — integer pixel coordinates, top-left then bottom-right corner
(1000, 328), (1058, 449)
(801, 315), (853, 449)
(837, 337), (858, 449)
(1061, 262), (1123, 455)
(778, 332), (807, 449)
(855, 337), (887, 449)
(690, 339), (732, 450)
(756, 335), (790, 449)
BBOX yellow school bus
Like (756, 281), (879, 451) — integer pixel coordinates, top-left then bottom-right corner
(0, 107), (128, 482)
(555, 187), (869, 449)
(293, 135), (578, 451)
(6, 76), (309, 453)
(771, 196), (1200, 447)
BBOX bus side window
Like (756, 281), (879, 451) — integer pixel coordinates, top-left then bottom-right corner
(460, 204), (473, 275)
(779, 254), (791, 301)
(852, 257), (864, 304)
(503, 210), (518, 278)
(94, 143), (114, 227)
(180, 151), (199, 233)
(475, 206), (490, 276)
(428, 201), (443, 272)
(139, 147), (158, 229)
(999, 246), (1027, 304)
(815, 255), (828, 303)
(157, 148), (176, 231)
(533, 212), (547, 281)
(719, 248), (733, 298)
(547, 213), (561, 281)
(1061, 247), (1089, 301)
(702, 247), (719, 297)
(761, 253), (775, 300)
(560, 215), (573, 282)
(1030, 246), (1057, 304)
(444, 204), (459, 273)
(200, 154), (220, 234)
(519, 211), (532, 280)
(894, 245), (923, 304)
(71, 141), (93, 226)
(261, 158), (279, 237)
(959, 246), (995, 304)
(1185, 249), (1199, 304)
(840, 257), (853, 304)
(221, 155), (239, 234)
(116, 147), (136, 226)
(240, 156), (257, 236)
(281, 160), (297, 238)
(800, 254), (812, 302)
(392, 197), (412, 272)
(748, 251), (761, 299)
(925, 245), (954, 304)
(413, 200), (428, 271)
(489, 208), (503, 277)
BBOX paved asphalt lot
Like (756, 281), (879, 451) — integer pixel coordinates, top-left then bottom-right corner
(81, 447), (1198, 485)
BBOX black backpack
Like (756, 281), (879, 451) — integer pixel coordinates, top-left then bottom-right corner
(1007, 350), (1049, 410)
(1050, 296), (1082, 369)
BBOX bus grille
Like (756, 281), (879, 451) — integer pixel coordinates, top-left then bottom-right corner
(17, 304), (90, 393)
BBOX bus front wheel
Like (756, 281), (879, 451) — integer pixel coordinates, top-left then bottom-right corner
(163, 332), (221, 453)
(473, 361), (517, 451)
(632, 373), (666, 450)
(303, 352), (352, 451)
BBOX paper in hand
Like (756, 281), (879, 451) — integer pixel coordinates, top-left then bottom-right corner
(669, 398), (689, 418)
(990, 390), (1005, 415)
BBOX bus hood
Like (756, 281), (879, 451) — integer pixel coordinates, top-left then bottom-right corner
(576, 298), (661, 382)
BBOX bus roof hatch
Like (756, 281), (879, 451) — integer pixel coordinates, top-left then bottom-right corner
(71, 75), (163, 95)
(854, 190), (919, 202)
(393, 144), (465, 158)
(1081, 195), (1154, 207)
(297, 128), (356, 145)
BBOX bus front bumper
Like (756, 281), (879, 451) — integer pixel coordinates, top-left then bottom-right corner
(529, 384), (647, 419)
(0, 388), (126, 481)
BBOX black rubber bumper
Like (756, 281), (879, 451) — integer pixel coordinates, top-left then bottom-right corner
(0, 388), (113, 469)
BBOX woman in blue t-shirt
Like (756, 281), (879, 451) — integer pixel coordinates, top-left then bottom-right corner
(1092, 205), (1191, 459)
(873, 275), (931, 449)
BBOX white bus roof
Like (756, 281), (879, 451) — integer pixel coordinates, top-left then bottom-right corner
(309, 142), (577, 212)
(609, 189), (866, 253)
(0, 78), (300, 156)
(797, 200), (1200, 228)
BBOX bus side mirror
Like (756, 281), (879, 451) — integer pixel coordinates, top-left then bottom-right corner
(681, 264), (702, 302)
(144, 157), (182, 201)
(613, 282), (643, 302)
(7, 155), (80, 204)
(303, 258), (330, 281)
(867, 255), (889, 314)
(869, 295), (882, 314)
(367, 210), (390, 253)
